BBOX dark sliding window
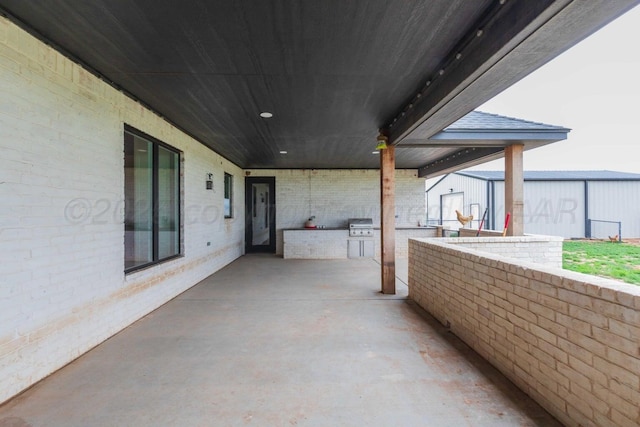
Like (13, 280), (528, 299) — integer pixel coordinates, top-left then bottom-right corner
(124, 126), (181, 272)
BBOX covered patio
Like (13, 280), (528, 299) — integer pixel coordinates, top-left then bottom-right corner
(2, 1), (640, 425)
(0, 255), (560, 426)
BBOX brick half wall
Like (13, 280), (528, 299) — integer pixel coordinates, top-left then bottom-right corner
(408, 238), (640, 427)
(444, 235), (564, 268)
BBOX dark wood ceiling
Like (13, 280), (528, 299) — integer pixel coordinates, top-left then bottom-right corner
(0, 0), (637, 171)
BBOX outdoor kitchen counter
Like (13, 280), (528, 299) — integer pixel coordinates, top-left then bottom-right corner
(282, 227), (438, 259)
(376, 226), (434, 230)
(283, 228), (347, 231)
(283, 229), (349, 259)
(283, 226), (434, 231)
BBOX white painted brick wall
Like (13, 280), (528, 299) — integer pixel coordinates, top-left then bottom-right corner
(283, 228), (438, 259)
(246, 169), (426, 255)
(409, 238), (640, 427)
(0, 17), (244, 404)
(283, 230), (349, 259)
(443, 235), (564, 268)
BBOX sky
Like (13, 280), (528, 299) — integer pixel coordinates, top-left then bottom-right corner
(466, 4), (640, 174)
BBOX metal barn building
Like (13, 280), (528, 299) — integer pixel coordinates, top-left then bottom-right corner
(427, 170), (640, 239)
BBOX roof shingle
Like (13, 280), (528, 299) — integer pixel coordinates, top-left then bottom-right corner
(445, 111), (569, 132)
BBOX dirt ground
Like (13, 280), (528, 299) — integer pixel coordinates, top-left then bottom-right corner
(569, 238), (640, 246)
(624, 238), (640, 245)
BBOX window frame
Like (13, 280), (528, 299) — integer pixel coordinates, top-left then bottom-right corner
(224, 172), (233, 218)
(124, 125), (182, 274)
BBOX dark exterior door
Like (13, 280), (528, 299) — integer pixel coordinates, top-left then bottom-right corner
(245, 177), (276, 253)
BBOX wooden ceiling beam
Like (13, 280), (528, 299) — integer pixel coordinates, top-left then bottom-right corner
(385, 0), (564, 144)
(418, 147), (504, 178)
(397, 142), (506, 148)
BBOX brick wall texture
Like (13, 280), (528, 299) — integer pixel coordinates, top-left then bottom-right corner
(0, 17), (244, 403)
(0, 15), (431, 404)
(283, 228), (438, 259)
(409, 238), (640, 427)
(246, 169), (426, 255)
(446, 235), (564, 268)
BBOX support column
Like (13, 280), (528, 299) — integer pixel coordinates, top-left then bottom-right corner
(504, 144), (524, 236)
(380, 145), (396, 294)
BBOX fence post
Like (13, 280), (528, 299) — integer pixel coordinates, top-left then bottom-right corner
(619, 222), (622, 242)
(586, 219), (591, 238)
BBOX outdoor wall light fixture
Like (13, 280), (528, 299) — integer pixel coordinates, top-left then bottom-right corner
(260, 112), (273, 118)
(206, 173), (213, 190)
(375, 134), (388, 150)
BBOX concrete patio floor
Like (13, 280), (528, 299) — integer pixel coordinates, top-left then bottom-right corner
(0, 255), (561, 427)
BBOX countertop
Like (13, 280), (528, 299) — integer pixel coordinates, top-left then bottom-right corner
(283, 228), (346, 231)
(283, 226), (436, 231)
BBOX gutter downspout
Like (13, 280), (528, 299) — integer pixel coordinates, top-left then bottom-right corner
(490, 180), (496, 230)
(584, 180), (590, 238)
(485, 179), (490, 232)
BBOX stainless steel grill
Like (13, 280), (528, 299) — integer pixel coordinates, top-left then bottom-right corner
(348, 218), (374, 237)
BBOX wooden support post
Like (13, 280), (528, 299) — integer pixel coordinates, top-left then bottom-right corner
(505, 144), (524, 236)
(380, 145), (396, 294)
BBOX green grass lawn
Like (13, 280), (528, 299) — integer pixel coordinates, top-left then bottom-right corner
(563, 240), (640, 285)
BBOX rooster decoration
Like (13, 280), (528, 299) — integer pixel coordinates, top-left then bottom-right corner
(455, 210), (473, 227)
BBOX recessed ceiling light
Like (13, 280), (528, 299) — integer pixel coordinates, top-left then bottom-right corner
(280, 151), (287, 154)
(260, 112), (273, 118)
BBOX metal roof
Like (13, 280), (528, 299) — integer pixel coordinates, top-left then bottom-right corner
(456, 170), (640, 181)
